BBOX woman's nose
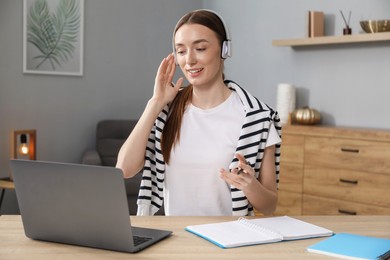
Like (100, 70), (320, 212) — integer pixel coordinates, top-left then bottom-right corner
(185, 50), (196, 65)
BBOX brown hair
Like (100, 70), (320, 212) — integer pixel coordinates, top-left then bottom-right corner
(161, 10), (228, 164)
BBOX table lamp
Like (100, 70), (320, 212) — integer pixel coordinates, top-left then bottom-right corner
(12, 130), (36, 160)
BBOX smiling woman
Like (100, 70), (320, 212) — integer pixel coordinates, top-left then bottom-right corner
(174, 23), (224, 90)
(115, 9), (282, 217)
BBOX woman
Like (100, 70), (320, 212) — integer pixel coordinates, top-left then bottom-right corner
(116, 9), (281, 216)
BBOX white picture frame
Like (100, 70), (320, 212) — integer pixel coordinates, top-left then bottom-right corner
(23, 0), (84, 76)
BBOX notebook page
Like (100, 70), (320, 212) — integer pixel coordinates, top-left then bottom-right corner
(248, 216), (333, 240)
(185, 220), (283, 248)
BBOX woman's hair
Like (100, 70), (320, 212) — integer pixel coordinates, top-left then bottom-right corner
(161, 10), (228, 164)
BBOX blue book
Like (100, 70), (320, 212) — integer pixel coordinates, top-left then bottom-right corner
(307, 233), (390, 260)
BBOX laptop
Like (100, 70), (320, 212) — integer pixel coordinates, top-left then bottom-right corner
(10, 159), (172, 253)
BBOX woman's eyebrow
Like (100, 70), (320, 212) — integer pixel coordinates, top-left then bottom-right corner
(193, 39), (209, 44)
(175, 39), (209, 47)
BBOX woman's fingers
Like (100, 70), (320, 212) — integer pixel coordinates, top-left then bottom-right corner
(156, 56), (168, 81)
(156, 54), (174, 84)
(235, 153), (252, 175)
(219, 168), (246, 190)
(218, 153), (257, 190)
(166, 54), (176, 84)
(173, 77), (184, 90)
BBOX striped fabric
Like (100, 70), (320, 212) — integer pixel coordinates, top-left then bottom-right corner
(137, 81), (282, 216)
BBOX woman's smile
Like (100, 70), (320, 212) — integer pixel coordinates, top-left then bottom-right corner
(187, 68), (204, 77)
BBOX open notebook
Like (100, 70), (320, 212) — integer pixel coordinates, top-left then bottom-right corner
(185, 216), (333, 249)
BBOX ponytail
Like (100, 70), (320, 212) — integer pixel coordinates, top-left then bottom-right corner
(161, 85), (193, 164)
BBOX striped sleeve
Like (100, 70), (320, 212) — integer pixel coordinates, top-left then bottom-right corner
(228, 81), (282, 216)
(136, 106), (169, 216)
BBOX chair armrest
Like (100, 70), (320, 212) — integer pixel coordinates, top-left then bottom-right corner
(124, 173), (142, 195)
(81, 150), (103, 165)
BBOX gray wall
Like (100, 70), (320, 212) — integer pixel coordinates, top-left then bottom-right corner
(1, 0), (390, 178)
(0, 0), (201, 178)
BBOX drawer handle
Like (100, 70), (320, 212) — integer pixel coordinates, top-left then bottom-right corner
(338, 209), (357, 215)
(340, 148), (359, 153)
(339, 178), (358, 185)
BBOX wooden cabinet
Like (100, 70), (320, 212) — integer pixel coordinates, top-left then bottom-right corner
(275, 125), (390, 216)
(275, 134), (304, 215)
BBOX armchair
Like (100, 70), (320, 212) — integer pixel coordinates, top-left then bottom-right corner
(82, 120), (137, 166)
(82, 120), (164, 215)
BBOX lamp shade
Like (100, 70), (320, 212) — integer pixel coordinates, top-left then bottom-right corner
(12, 130), (36, 160)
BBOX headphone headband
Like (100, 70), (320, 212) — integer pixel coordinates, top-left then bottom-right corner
(172, 9), (232, 63)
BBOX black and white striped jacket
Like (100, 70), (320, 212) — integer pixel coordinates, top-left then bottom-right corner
(137, 81), (282, 216)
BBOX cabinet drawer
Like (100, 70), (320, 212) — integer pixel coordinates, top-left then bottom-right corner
(303, 195), (390, 215)
(275, 190), (302, 216)
(279, 163), (303, 193)
(305, 136), (390, 175)
(304, 166), (390, 208)
(280, 134), (304, 164)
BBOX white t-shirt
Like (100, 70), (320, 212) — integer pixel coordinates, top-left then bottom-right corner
(163, 91), (280, 216)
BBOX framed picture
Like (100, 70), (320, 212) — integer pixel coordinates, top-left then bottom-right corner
(23, 0), (84, 76)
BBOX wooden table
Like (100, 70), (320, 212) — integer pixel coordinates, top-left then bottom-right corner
(0, 178), (15, 213)
(0, 215), (389, 259)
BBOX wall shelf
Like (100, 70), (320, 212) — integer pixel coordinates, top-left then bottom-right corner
(272, 32), (390, 47)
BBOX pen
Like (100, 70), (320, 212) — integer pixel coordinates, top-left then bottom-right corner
(237, 161), (250, 175)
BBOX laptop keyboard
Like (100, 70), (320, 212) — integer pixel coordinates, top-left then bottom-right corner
(133, 235), (152, 246)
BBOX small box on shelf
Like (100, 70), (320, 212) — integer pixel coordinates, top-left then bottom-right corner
(307, 11), (324, 37)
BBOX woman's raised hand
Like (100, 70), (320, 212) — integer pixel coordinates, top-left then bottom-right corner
(152, 53), (184, 106)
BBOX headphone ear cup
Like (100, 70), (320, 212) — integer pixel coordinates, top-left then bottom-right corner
(221, 40), (231, 59)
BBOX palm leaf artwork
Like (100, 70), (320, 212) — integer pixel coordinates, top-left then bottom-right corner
(26, 0), (80, 70)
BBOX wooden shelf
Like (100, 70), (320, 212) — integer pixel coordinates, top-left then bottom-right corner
(272, 32), (390, 47)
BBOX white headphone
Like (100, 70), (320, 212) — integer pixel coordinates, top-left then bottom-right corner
(172, 9), (232, 63)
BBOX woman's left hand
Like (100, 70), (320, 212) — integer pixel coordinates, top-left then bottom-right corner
(219, 153), (257, 191)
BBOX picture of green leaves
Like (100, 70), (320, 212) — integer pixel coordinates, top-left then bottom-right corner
(23, 0), (84, 76)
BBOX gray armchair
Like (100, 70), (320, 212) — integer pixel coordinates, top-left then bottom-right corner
(82, 120), (164, 215)
(82, 120), (137, 166)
